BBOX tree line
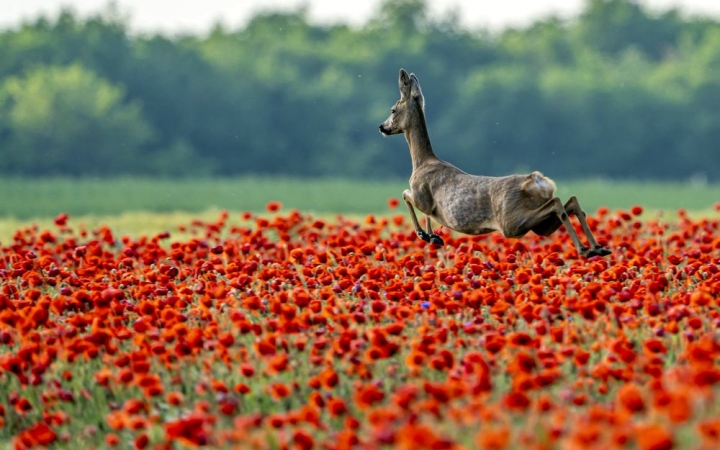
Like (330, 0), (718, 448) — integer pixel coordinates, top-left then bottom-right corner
(1, 0), (719, 181)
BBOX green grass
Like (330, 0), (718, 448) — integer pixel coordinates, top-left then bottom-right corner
(1, 176), (719, 220)
(0, 177), (408, 219)
(0, 209), (229, 245)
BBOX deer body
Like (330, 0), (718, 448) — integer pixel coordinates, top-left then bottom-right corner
(380, 69), (611, 258)
(412, 167), (556, 236)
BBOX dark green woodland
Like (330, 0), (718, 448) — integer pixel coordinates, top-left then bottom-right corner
(1, 0), (719, 181)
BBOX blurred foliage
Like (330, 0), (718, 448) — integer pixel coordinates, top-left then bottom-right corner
(0, 64), (153, 175)
(0, 0), (719, 180)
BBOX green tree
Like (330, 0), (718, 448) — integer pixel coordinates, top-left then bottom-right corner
(435, 66), (547, 176)
(0, 64), (153, 176)
(0, 8), (133, 81)
(574, 0), (683, 60)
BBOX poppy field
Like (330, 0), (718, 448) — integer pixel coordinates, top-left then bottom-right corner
(1, 202), (720, 449)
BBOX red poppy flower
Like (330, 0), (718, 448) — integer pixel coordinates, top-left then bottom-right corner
(165, 414), (210, 447)
(502, 391), (530, 411)
(266, 201), (282, 212)
(328, 397), (347, 417)
(269, 382), (291, 399)
(17, 422), (57, 447)
(617, 383), (645, 413)
(476, 426), (510, 450)
(635, 424), (673, 450)
(354, 383), (385, 409)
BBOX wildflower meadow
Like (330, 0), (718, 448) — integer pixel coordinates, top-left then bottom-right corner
(1, 201), (720, 449)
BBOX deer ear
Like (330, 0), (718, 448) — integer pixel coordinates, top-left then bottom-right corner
(398, 69), (411, 99)
(409, 74), (424, 109)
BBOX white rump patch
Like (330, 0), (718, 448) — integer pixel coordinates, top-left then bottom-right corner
(523, 171), (556, 199)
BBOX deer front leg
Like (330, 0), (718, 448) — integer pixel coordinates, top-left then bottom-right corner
(563, 196), (611, 257)
(403, 190), (443, 245)
(424, 215), (444, 246)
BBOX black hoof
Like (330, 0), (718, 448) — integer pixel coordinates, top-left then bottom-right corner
(583, 246), (611, 258)
(417, 230), (444, 246)
(429, 234), (444, 246)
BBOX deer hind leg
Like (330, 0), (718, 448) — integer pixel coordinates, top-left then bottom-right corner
(511, 197), (596, 258)
(403, 190), (444, 246)
(562, 196), (611, 257)
(530, 197), (582, 237)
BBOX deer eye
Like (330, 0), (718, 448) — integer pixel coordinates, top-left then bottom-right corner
(391, 109), (397, 114)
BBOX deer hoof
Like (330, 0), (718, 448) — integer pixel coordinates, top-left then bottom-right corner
(429, 234), (444, 246)
(416, 230), (431, 242)
(583, 246), (611, 258)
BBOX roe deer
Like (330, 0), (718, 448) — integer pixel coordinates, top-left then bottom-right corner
(378, 69), (611, 258)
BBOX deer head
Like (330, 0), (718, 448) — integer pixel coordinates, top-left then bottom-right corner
(379, 69), (425, 136)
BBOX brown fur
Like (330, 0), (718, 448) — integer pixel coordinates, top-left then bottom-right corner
(379, 69), (611, 258)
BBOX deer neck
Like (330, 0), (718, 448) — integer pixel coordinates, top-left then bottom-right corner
(404, 110), (437, 171)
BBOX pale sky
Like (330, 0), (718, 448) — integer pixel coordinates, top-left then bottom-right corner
(2, 0), (720, 34)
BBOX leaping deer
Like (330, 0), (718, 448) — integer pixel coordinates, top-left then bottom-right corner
(378, 69), (611, 258)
